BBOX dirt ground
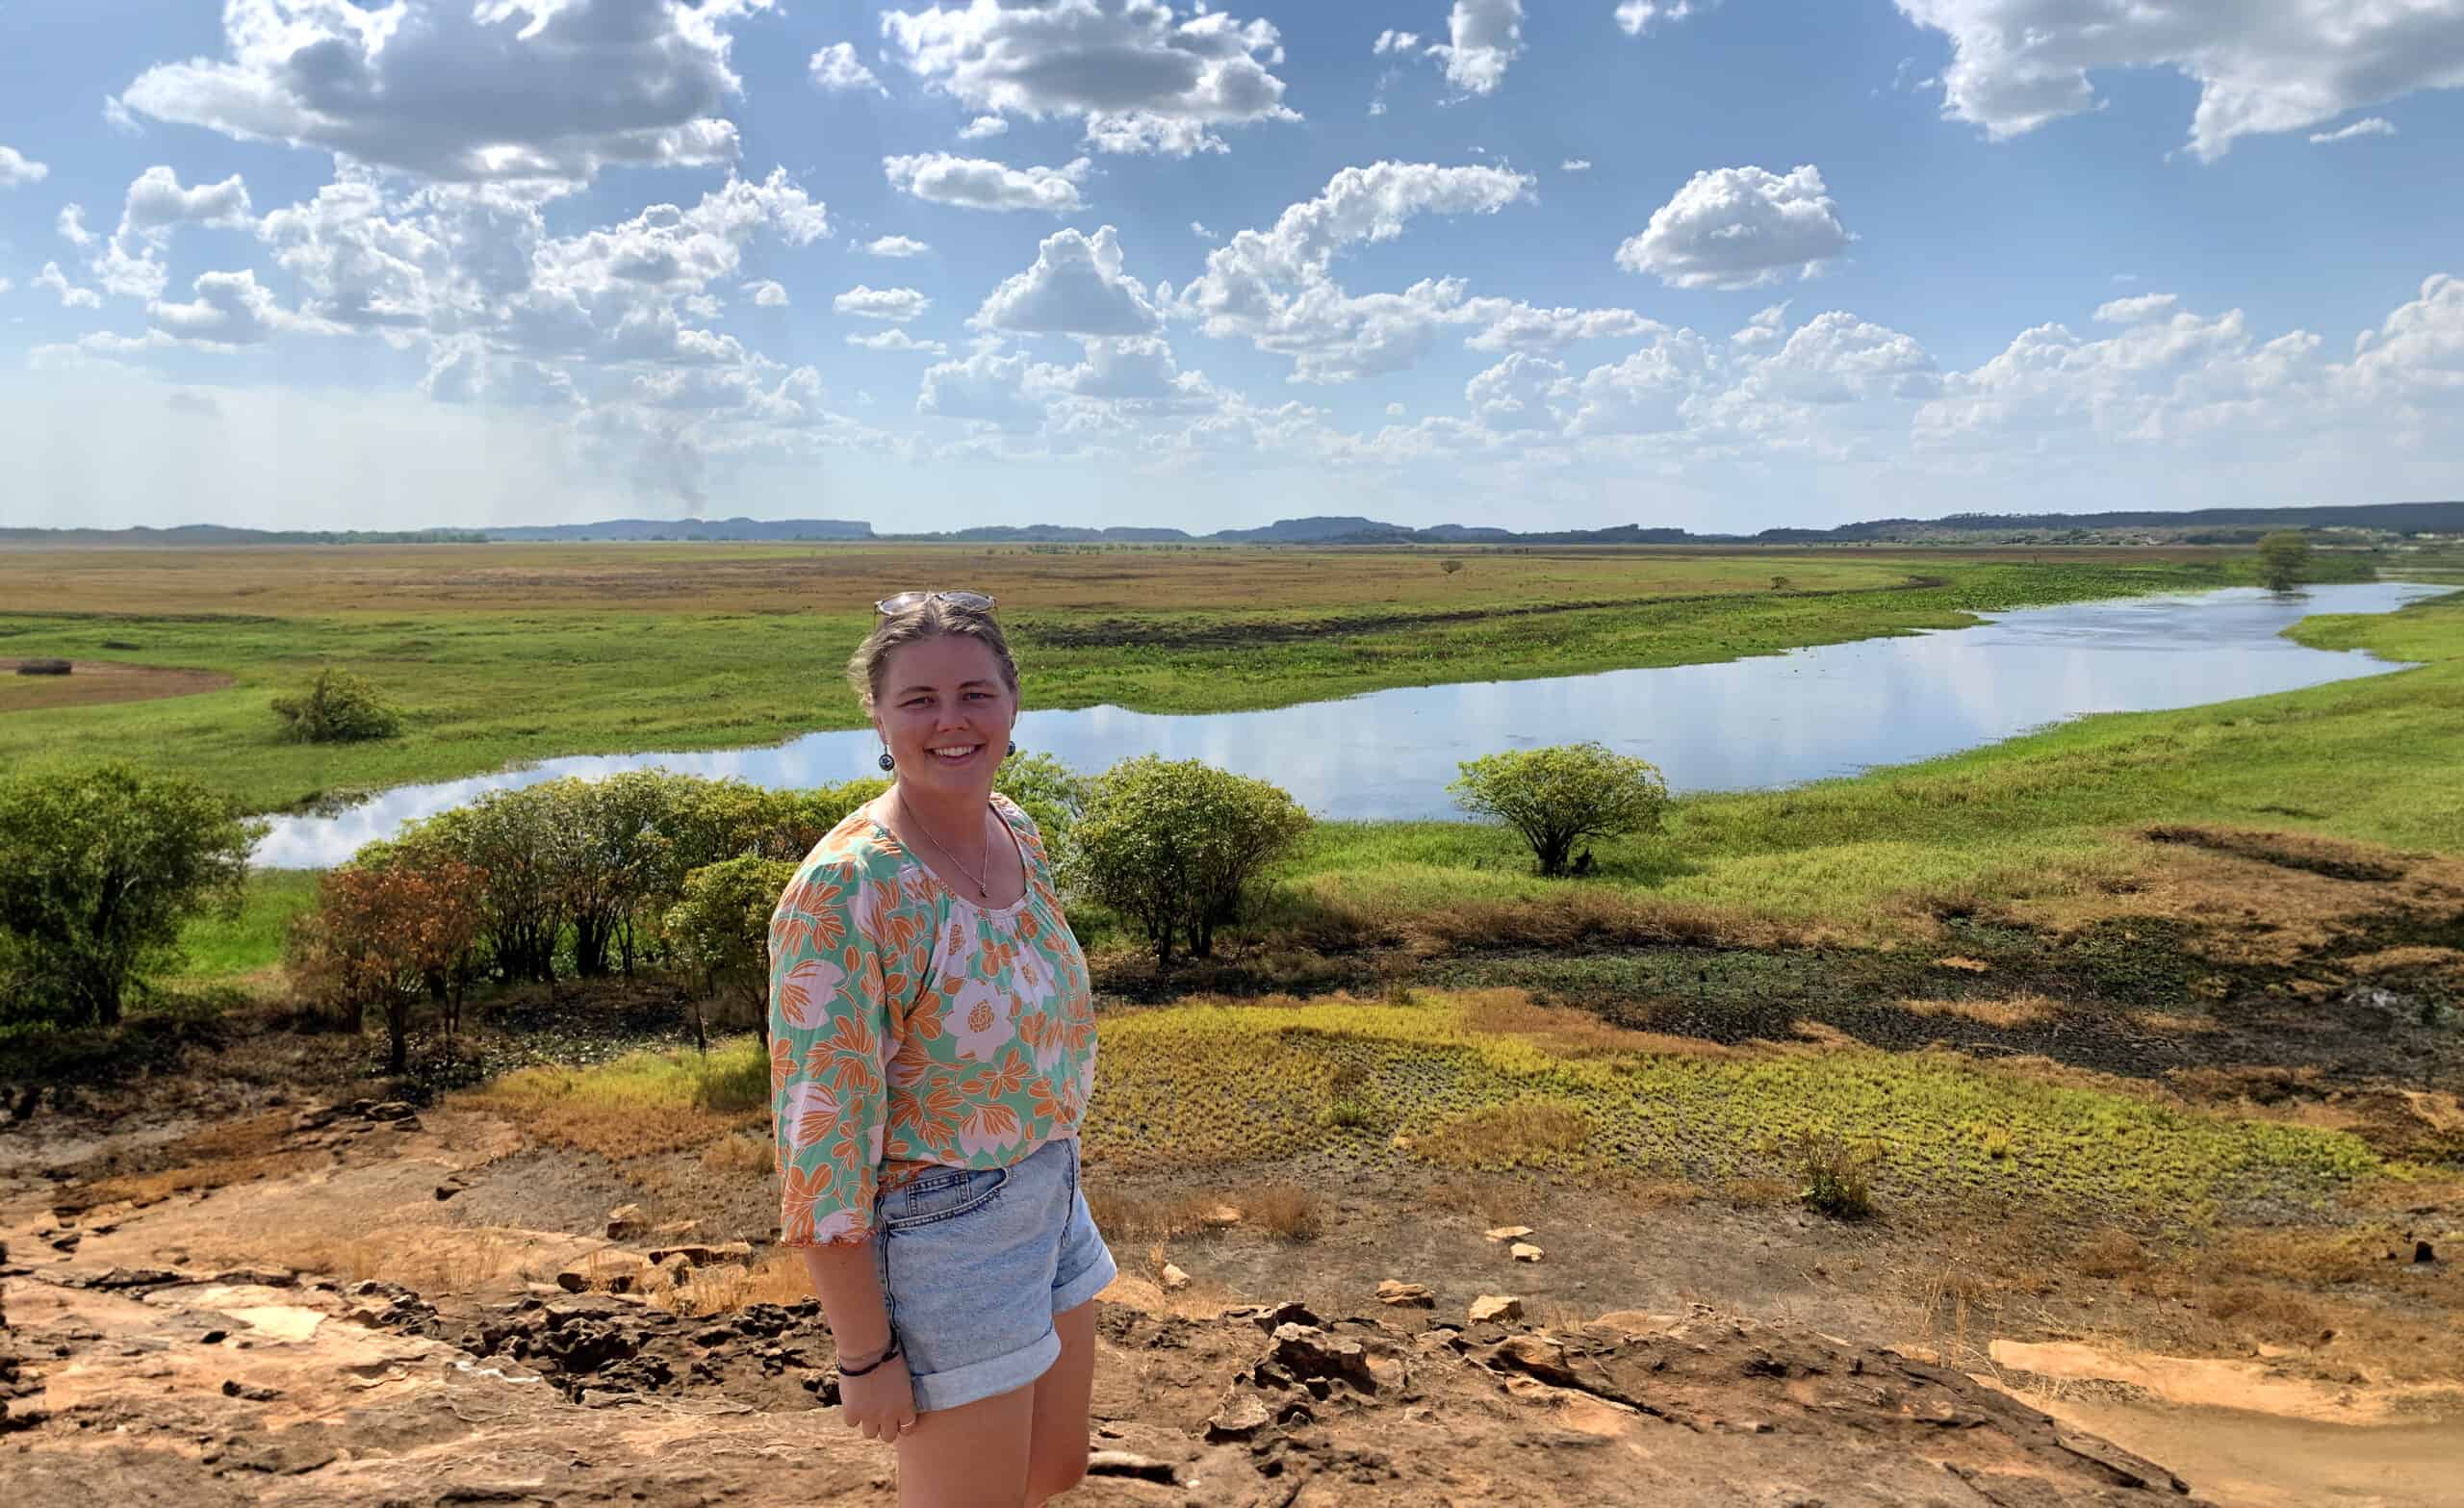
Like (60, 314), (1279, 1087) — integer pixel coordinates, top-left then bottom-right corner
(0, 658), (234, 712)
(4, 1084), (2457, 1506)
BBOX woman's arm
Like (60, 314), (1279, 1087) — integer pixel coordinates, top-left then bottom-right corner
(802, 1240), (914, 1440)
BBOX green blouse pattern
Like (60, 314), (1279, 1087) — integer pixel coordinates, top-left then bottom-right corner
(768, 794), (1096, 1248)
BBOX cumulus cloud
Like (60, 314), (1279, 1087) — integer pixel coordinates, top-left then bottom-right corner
(835, 285), (931, 322)
(809, 42), (886, 95)
(881, 0), (1299, 156)
(1431, 0), (1525, 95)
(37, 262), (104, 310)
(974, 226), (1162, 338)
(959, 115), (1008, 140)
(1616, 165), (1854, 289)
(0, 144), (47, 187)
(917, 347), (1044, 428)
(1461, 302), (1653, 352)
(862, 235), (932, 258)
(1559, 328), (1716, 436)
(1740, 312), (1938, 404)
(1614, 1), (1703, 35)
(2311, 117), (2399, 143)
(848, 328), (949, 356)
(1373, 30), (1422, 54)
(2094, 293), (2180, 324)
(1893, 0), (2464, 160)
(882, 153), (1089, 213)
(2340, 274), (2464, 406)
(120, 165), (253, 240)
(1191, 221), (1218, 240)
(1732, 304), (1787, 347)
(147, 268), (293, 345)
(121, 0), (767, 182)
(1465, 352), (1565, 432)
(1561, 158), (1593, 172)
(743, 279), (788, 306)
(58, 205), (95, 248)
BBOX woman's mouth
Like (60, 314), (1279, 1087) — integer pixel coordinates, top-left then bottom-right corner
(928, 742), (982, 766)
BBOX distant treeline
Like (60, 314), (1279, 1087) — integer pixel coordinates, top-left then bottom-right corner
(10, 500), (2457, 550)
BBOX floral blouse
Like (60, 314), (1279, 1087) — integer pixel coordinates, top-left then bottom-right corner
(768, 794), (1096, 1248)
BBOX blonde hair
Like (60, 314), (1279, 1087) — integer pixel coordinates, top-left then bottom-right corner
(846, 598), (1020, 713)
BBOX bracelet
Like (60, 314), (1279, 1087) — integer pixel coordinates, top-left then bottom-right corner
(837, 1328), (901, 1378)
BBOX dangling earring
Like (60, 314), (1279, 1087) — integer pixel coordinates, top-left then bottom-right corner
(877, 750), (895, 772)
(1006, 740), (1017, 758)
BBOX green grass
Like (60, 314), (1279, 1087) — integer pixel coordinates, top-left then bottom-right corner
(1081, 990), (2383, 1217)
(169, 870), (320, 985)
(0, 554), (2349, 816)
(1276, 585), (2464, 931)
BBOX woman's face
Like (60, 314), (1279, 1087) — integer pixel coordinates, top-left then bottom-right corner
(871, 632), (1015, 797)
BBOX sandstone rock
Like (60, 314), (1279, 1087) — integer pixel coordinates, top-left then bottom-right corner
(1086, 1450), (1175, 1484)
(1223, 1300), (1320, 1333)
(1375, 1280), (1435, 1308)
(646, 1240), (753, 1269)
(218, 1378), (284, 1401)
(1204, 1391), (1273, 1442)
(557, 1250), (655, 1295)
(650, 1219), (700, 1240)
(364, 1101), (417, 1121)
(1160, 1263), (1191, 1292)
(1511, 1242), (1545, 1264)
(1468, 1294), (1523, 1324)
(1269, 1323), (1378, 1393)
(606, 1204), (646, 1240)
(1484, 1225), (1533, 1242)
(1201, 1205), (1244, 1228)
(207, 1267), (295, 1289)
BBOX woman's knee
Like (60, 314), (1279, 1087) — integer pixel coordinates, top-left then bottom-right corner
(1024, 1442), (1089, 1503)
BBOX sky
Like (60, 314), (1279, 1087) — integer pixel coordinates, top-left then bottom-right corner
(1, 1), (2461, 537)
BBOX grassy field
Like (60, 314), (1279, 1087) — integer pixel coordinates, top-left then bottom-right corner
(0, 542), (2360, 815)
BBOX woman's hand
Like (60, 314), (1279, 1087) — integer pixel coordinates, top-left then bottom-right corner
(839, 1350), (918, 1443)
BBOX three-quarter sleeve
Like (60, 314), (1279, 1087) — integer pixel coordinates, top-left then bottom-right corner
(768, 859), (890, 1247)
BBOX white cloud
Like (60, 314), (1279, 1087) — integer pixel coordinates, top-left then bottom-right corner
(1741, 312), (1938, 404)
(58, 205), (95, 248)
(2095, 293), (2180, 324)
(809, 42), (886, 95)
(1466, 352), (1565, 432)
(1431, 1), (1526, 95)
(1561, 158), (1593, 172)
(862, 235), (933, 258)
(422, 338), (579, 407)
(0, 277), (12, 295)
(1385, 401), (1406, 417)
(1177, 161), (1536, 382)
(975, 226), (1162, 338)
(881, 0), (1299, 157)
(1560, 328), (1716, 436)
(959, 115), (1008, 140)
(917, 347), (1044, 428)
(121, 0), (767, 183)
(2340, 274), (2464, 407)
(148, 268), (294, 345)
(2311, 117), (2399, 144)
(1614, 1), (1703, 36)
(1616, 165), (1854, 290)
(0, 144), (47, 187)
(37, 262), (104, 310)
(1893, 0), (2464, 161)
(848, 328), (949, 356)
(119, 165), (253, 241)
(102, 94), (141, 136)
(882, 153), (1089, 213)
(1732, 304), (1788, 346)
(835, 285), (931, 322)
(1461, 302), (1653, 352)
(744, 279), (788, 306)
(1191, 221), (1218, 241)
(1373, 30), (1422, 55)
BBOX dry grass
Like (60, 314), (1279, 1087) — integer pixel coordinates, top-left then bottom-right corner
(1901, 995), (2057, 1029)
(699, 1132), (772, 1176)
(1457, 987), (1735, 1059)
(1402, 889), (1804, 955)
(1421, 1173), (1544, 1227)
(2128, 1010), (2221, 1035)
(2070, 1227), (2155, 1281)
(1415, 1100), (1594, 1171)
(2342, 945), (2464, 978)
(1722, 1176), (1798, 1209)
(648, 1249), (813, 1316)
(1242, 1182), (1325, 1240)
(66, 1111), (323, 1213)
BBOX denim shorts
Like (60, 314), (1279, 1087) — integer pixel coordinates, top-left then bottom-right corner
(871, 1136), (1116, 1414)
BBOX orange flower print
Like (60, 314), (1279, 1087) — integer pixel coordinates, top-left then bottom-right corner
(769, 1036), (797, 1095)
(774, 954), (847, 1032)
(783, 1078), (841, 1151)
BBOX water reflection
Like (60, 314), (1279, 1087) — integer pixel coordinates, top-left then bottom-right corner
(253, 582), (2447, 867)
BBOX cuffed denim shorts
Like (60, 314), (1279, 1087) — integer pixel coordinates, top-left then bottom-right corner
(871, 1136), (1116, 1414)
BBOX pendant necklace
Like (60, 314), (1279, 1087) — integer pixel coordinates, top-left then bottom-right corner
(898, 789), (994, 900)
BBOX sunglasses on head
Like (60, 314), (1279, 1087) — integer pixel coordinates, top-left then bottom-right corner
(874, 589), (997, 617)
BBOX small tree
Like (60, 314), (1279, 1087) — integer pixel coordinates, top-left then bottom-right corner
(271, 668), (403, 743)
(663, 856), (798, 1052)
(1065, 757), (1312, 967)
(285, 859), (485, 1072)
(2257, 529), (2311, 592)
(1450, 743), (1670, 878)
(993, 751), (1091, 862)
(0, 763), (262, 1027)
(1441, 558), (1465, 577)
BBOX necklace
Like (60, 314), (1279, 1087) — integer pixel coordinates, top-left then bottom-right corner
(897, 790), (995, 900)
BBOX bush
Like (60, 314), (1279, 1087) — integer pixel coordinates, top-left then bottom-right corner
(0, 763), (262, 1027)
(662, 856), (799, 1052)
(284, 859), (485, 1071)
(271, 668), (403, 743)
(1066, 756), (1312, 967)
(2257, 529), (2311, 592)
(993, 751), (1091, 860)
(1794, 1129), (1878, 1219)
(1450, 742), (1670, 878)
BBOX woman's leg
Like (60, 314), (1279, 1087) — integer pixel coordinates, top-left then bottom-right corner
(895, 1382), (1037, 1508)
(1022, 1300), (1099, 1505)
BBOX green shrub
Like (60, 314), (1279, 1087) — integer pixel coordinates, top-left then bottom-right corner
(1794, 1129), (1878, 1219)
(0, 763), (263, 1027)
(284, 859), (485, 1071)
(270, 668), (403, 743)
(993, 751), (1091, 860)
(662, 855), (799, 1052)
(2257, 529), (2311, 592)
(1450, 742), (1670, 877)
(1066, 756), (1312, 967)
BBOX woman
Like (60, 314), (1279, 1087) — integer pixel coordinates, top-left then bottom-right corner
(768, 590), (1113, 1507)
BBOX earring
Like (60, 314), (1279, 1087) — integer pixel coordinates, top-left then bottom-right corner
(1007, 740), (1017, 758)
(877, 751), (895, 772)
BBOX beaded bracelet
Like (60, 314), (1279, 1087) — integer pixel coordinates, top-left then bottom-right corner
(837, 1328), (902, 1378)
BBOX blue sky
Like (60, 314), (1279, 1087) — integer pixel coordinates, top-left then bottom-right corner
(3, 0), (2460, 534)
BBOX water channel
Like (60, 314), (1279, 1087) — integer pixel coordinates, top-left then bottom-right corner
(252, 581), (2449, 867)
